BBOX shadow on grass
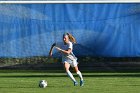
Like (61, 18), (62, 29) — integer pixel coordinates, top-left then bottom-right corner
(0, 85), (71, 88)
(0, 73), (140, 78)
(0, 86), (37, 88)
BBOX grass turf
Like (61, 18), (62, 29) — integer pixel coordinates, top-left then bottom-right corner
(0, 70), (140, 93)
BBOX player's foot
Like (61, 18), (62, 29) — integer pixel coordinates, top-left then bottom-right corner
(74, 81), (78, 86)
(80, 80), (84, 86)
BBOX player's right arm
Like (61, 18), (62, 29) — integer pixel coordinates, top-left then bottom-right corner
(49, 43), (56, 57)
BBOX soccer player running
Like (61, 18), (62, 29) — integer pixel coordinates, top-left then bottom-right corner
(49, 33), (84, 86)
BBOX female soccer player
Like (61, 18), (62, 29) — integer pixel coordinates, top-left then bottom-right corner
(49, 33), (84, 86)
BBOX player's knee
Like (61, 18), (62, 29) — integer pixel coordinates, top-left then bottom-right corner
(65, 68), (69, 72)
(74, 67), (79, 73)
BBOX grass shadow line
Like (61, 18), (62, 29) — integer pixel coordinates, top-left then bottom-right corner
(0, 73), (140, 78)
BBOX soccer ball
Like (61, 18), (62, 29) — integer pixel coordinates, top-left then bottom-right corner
(39, 80), (47, 88)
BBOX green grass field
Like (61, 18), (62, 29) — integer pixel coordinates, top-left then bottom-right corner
(0, 70), (140, 93)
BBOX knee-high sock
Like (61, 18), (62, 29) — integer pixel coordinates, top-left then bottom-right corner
(66, 70), (76, 82)
(77, 71), (83, 81)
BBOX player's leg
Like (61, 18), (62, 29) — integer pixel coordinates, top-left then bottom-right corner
(74, 66), (84, 86)
(64, 62), (78, 86)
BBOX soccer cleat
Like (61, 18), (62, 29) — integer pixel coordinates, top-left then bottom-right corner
(80, 80), (84, 86)
(74, 81), (78, 86)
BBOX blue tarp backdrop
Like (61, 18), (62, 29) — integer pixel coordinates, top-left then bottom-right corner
(0, 4), (140, 57)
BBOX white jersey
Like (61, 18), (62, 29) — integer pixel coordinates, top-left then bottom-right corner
(55, 41), (78, 67)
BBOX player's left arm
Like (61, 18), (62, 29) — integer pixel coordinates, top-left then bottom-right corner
(55, 47), (72, 54)
(55, 42), (72, 54)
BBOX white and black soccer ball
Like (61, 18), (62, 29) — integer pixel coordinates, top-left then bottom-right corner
(39, 80), (47, 88)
